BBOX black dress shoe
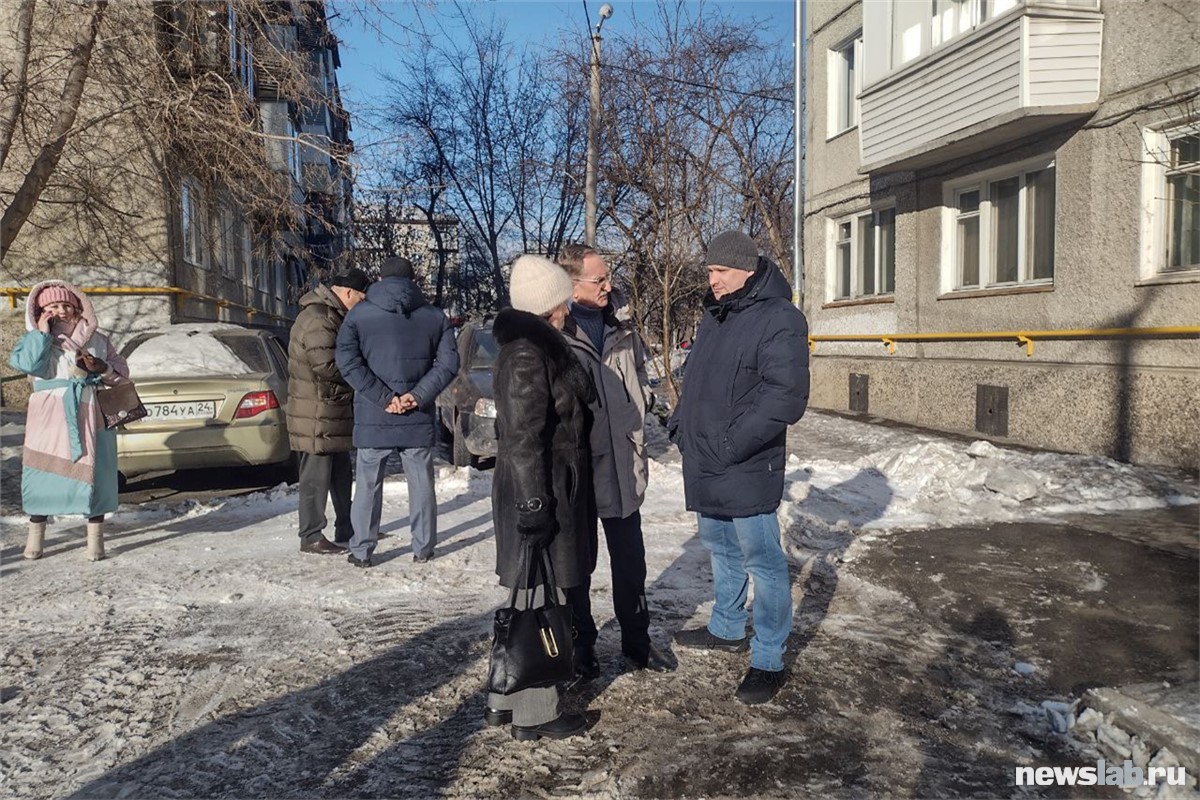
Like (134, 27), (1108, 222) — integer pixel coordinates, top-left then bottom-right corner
(300, 537), (342, 555)
(347, 553), (372, 568)
(511, 712), (588, 741)
(574, 645), (600, 681)
(624, 643), (677, 673)
(484, 707), (512, 726)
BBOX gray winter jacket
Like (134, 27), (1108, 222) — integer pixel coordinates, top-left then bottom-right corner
(564, 309), (651, 519)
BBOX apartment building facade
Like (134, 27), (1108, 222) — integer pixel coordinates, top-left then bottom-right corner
(0, 1), (352, 354)
(804, 0), (1199, 467)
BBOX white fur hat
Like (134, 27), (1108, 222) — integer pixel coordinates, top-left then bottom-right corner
(509, 254), (573, 317)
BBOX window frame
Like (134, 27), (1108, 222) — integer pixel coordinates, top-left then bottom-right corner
(827, 33), (863, 139)
(226, 4), (255, 96)
(941, 156), (1056, 293)
(181, 177), (206, 269)
(829, 204), (897, 301)
(1140, 123), (1200, 278)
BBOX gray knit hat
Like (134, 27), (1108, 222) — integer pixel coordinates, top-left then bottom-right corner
(704, 231), (759, 272)
(509, 254), (573, 316)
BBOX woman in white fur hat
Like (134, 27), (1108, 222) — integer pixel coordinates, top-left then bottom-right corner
(8, 280), (129, 561)
(484, 255), (598, 741)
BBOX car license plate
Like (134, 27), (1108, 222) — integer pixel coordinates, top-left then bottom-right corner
(141, 401), (217, 421)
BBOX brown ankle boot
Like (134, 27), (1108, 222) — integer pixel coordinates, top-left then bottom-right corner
(24, 521), (45, 560)
(86, 521), (105, 561)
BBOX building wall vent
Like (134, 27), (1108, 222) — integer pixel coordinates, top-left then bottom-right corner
(975, 384), (1009, 436)
(849, 373), (869, 415)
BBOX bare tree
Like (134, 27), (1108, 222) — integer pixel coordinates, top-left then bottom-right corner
(1, 0), (106, 254)
(0, 1), (354, 294)
(378, 5), (586, 311)
(595, 2), (793, 401)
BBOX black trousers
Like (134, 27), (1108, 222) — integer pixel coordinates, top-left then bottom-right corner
(297, 451), (353, 544)
(566, 510), (651, 659)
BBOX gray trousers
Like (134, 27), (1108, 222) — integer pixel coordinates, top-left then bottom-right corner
(487, 584), (562, 727)
(349, 446), (436, 560)
(297, 451), (353, 544)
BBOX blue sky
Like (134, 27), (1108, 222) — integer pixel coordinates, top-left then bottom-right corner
(329, 0), (798, 149)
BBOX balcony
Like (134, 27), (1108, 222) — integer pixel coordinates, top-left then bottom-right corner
(858, 2), (1103, 173)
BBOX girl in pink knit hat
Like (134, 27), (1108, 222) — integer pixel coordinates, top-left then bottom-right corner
(8, 281), (129, 561)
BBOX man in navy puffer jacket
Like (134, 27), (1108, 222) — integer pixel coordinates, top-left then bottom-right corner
(336, 257), (459, 567)
(668, 231), (809, 705)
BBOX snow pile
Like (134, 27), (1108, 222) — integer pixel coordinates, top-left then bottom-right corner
(779, 423), (1197, 542)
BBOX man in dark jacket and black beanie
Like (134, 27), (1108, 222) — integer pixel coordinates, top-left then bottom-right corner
(668, 231), (809, 705)
(335, 256), (459, 567)
(287, 268), (370, 555)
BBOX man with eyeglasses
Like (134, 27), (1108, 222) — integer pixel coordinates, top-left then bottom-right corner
(558, 244), (675, 678)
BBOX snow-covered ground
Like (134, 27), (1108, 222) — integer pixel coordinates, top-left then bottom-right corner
(1, 410), (1195, 798)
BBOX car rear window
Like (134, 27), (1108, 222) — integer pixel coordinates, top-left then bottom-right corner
(122, 331), (269, 378)
(472, 329), (498, 370)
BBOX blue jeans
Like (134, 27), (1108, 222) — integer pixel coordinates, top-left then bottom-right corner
(350, 447), (436, 560)
(696, 512), (793, 672)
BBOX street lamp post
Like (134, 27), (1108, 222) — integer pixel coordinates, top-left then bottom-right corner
(585, 3), (613, 248)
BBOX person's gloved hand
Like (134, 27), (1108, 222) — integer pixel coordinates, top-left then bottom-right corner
(516, 499), (555, 548)
(76, 352), (108, 375)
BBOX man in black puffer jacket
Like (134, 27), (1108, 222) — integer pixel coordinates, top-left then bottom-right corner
(286, 268), (370, 555)
(668, 231), (810, 705)
(335, 257), (459, 567)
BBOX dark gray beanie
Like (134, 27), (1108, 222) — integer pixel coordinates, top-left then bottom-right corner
(704, 231), (759, 272)
(330, 268), (371, 292)
(380, 256), (415, 279)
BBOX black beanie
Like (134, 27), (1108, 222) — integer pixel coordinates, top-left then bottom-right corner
(331, 268), (370, 293)
(704, 231), (759, 272)
(380, 256), (415, 279)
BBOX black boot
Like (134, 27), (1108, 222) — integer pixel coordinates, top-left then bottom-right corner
(735, 667), (787, 705)
(511, 712), (588, 741)
(573, 644), (600, 681)
(624, 642), (677, 673)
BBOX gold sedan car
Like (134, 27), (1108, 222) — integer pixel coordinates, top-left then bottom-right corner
(115, 324), (294, 480)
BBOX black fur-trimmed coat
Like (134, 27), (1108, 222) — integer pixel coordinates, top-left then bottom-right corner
(491, 308), (598, 589)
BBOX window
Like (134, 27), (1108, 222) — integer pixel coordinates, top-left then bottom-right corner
(835, 221), (852, 298)
(181, 178), (206, 267)
(891, 0), (929, 68)
(831, 207), (897, 300)
(213, 201), (246, 278)
(932, 0), (982, 47)
(287, 120), (303, 184)
(225, 4), (255, 96)
(944, 160), (1055, 290)
(1167, 134), (1200, 270)
(885, 0), (1028, 74)
(1143, 126), (1199, 275)
(829, 34), (862, 136)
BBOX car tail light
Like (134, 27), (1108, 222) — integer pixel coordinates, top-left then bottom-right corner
(234, 391), (280, 419)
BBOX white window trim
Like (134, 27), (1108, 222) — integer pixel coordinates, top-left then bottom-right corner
(940, 155), (1056, 293)
(826, 33), (862, 140)
(1140, 122), (1200, 279)
(827, 203), (897, 301)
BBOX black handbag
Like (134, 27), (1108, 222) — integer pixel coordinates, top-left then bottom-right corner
(487, 543), (575, 695)
(95, 381), (148, 429)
